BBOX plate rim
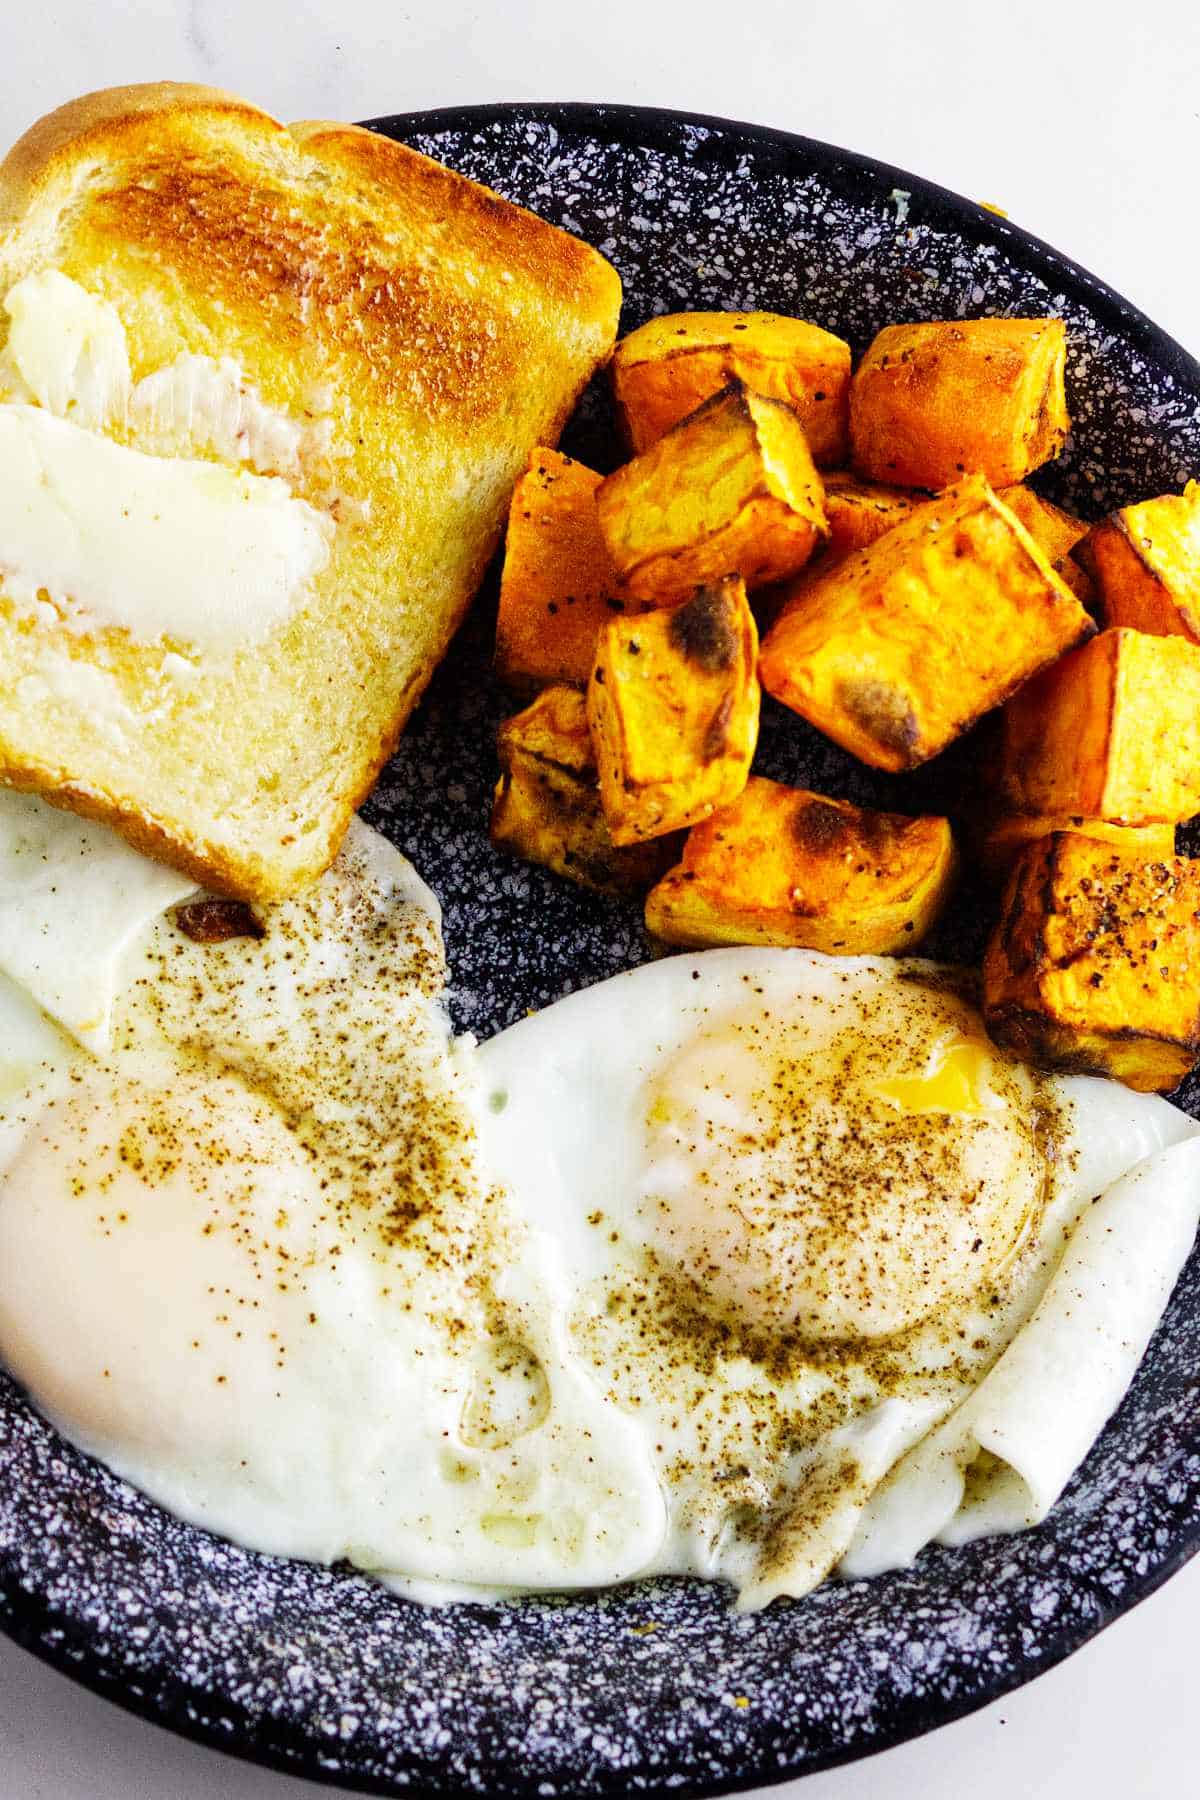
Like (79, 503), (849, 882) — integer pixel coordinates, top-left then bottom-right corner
(369, 99), (1200, 386)
(2, 95), (1199, 1799)
(4, 1527), (1200, 1800)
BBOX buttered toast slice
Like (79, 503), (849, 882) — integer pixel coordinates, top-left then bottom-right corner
(0, 84), (622, 898)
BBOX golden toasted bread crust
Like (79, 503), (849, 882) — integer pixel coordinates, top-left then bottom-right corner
(0, 759), (261, 898)
(0, 85), (622, 898)
(287, 117), (620, 316)
(0, 83), (272, 224)
(0, 85), (620, 330)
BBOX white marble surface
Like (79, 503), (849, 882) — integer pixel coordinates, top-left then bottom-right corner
(0, 1), (1198, 1796)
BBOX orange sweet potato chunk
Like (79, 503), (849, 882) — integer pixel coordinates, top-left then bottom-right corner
(587, 577), (759, 844)
(851, 318), (1069, 489)
(973, 813), (1175, 882)
(983, 832), (1200, 1092)
(1081, 481), (1200, 641)
(999, 627), (1200, 823)
(996, 484), (1093, 603)
(644, 776), (956, 953)
(495, 449), (631, 688)
(821, 470), (922, 558)
(612, 310), (851, 464)
(490, 684), (678, 897)
(595, 381), (827, 605)
(759, 476), (1092, 771)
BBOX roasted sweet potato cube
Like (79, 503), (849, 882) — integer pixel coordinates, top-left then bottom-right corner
(983, 833), (1200, 1091)
(759, 473), (922, 619)
(996, 484), (1093, 604)
(490, 685), (677, 897)
(587, 577), (759, 844)
(758, 476), (1093, 772)
(999, 627), (1200, 823)
(595, 381), (827, 605)
(1080, 481), (1200, 641)
(851, 319), (1070, 489)
(495, 448), (632, 687)
(612, 310), (851, 464)
(644, 777), (956, 953)
(973, 812), (1176, 882)
(822, 471), (922, 559)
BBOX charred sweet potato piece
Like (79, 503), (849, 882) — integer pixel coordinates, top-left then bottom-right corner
(495, 449), (631, 688)
(758, 476), (1093, 771)
(612, 310), (851, 464)
(490, 685), (677, 897)
(983, 832), (1200, 1092)
(851, 319), (1070, 489)
(996, 484), (1093, 604)
(1080, 481), (1200, 641)
(973, 813), (1175, 882)
(644, 777), (956, 953)
(595, 381), (827, 605)
(999, 627), (1200, 823)
(587, 577), (759, 844)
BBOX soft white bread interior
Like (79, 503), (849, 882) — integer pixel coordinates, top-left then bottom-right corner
(0, 83), (622, 898)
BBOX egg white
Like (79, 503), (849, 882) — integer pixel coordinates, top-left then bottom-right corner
(0, 796), (1194, 1612)
(0, 787), (195, 1055)
(474, 950), (1198, 1607)
(0, 817), (665, 1591)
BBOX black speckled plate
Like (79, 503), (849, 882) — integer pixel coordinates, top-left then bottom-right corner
(3, 102), (1200, 1798)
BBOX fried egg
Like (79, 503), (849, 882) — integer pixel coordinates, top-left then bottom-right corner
(0, 794), (1195, 1610)
(474, 952), (1200, 1606)
(0, 810), (664, 1591)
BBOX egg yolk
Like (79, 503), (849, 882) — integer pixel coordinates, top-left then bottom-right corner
(638, 992), (1047, 1344)
(871, 1033), (1006, 1118)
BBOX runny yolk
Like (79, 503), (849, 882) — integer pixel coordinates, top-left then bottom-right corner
(872, 1034), (1003, 1117)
